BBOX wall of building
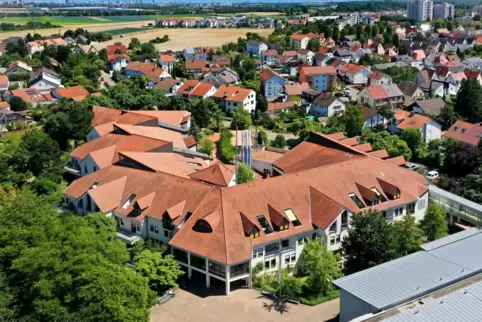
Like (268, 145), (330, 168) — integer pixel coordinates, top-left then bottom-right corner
(264, 77), (285, 99)
(339, 289), (374, 322)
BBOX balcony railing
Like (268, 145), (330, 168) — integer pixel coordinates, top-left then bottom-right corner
(230, 263), (249, 278)
(116, 229), (141, 245)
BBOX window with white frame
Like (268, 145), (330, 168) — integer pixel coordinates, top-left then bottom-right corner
(285, 253), (296, 265)
(265, 258), (276, 269)
(297, 236), (305, 245)
(418, 199), (426, 210)
(252, 248), (263, 259)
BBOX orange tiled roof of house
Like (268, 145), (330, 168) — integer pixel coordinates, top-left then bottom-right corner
(190, 82), (214, 97)
(340, 63), (365, 74)
(444, 120), (482, 146)
(367, 85), (389, 100)
(9, 88), (52, 103)
(369, 71), (387, 80)
(0, 101), (10, 109)
(212, 85), (252, 102)
(125, 62), (165, 81)
(113, 123), (186, 149)
(186, 60), (207, 71)
(127, 110), (190, 127)
(412, 49), (426, 61)
(267, 101), (298, 114)
(261, 49), (278, 56)
(0, 75), (8, 87)
(108, 54), (130, 62)
(260, 69), (282, 81)
(53, 85), (89, 101)
(177, 80), (200, 96)
(159, 54), (175, 62)
(91, 106), (123, 126)
(396, 113), (431, 130)
(300, 66), (337, 75)
(189, 162), (234, 187)
(284, 82), (310, 96)
(291, 33), (310, 40)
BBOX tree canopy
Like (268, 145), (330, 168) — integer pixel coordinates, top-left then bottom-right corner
(230, 108), (252, 130)
(362, 131), (412, 160)
(389, 215), (423, 258)
(420, 205), (448, 242)
(237, 162), (255, 184)
(344, 105), (365, 137)
(454, 78), (482, 123)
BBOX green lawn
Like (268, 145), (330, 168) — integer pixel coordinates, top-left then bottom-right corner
(0, 16), (112, 25)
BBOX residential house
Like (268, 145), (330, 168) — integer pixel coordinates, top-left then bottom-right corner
(212, 55), (231, 67)
(0, 109), (27, 133)
(260, 69), (286, 100)
(6, 61), (32, 75)
(464, 70), (482, 86)
(290, 34), (310, 50)
(183, 47), (196, 60)
(123, 62), (170, 87)
(362, 107), (387, 130)
(203, 67), (239, 86)
(260, 50), (278, 66)
(339, 64), (371, 85)
(368, 72), (393, 86)
(106, 44), (127, 55)
(357, 84), (404, 107)
(388, 110), (441, 143)
(43, 38), (68, 47)
(26, 41), (44, 55)
(313, 53), (333, 66)
(158, 55), (175, 74)
(52, 85), (90, 102)
(177, 80), (216, 100)
(4, 88), (54, 107)
(0, 76), (9, 93)
(185, 60), (207, 73)
(310, 94), (346, 117)
(296, 50), (315, 65)
(28, 67), (62, 93)
(267, 101), (299, 116)
(398, 81), (426, 105)
(155, 78), (183, 96)
(299, 66), (337, 92)
(444, 120), (482, 148)
(212, 85), (256, 113)
(283, 82), (310, 102)
(412, 98), (446, 116)
(108, 54), (130, 72)
(246, 40), (268, 56)
(333, 48), (352, 63)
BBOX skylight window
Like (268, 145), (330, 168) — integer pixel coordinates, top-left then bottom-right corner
(284, 208), (301, 227)
(256, 215), (273, 234)
(91, 182), (100, 189)
(349, 193), (365, 208)
(122, 194), (137, 209)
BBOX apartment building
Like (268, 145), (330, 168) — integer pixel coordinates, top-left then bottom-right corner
(64, 132), (429, 295)
(260, 69), (286, 100)
(433, 2), (454, 19)
(299, 66), (337, 92)
(290, 34), (311, 50)
(407, 0), (433, 21)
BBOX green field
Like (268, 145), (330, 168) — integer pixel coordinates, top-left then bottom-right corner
(103, 27), (149, 36)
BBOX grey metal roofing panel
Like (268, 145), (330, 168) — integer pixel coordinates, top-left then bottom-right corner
(428, 233), (482, 271)
(382, 280), (482, 322)
(429, 184), (482, 213)
(332, 251), (472, 309)
(421, 228), (480, 251)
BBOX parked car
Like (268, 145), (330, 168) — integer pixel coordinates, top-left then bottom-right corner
(405, 162), (417, 171)
(426, 170), (439, 181)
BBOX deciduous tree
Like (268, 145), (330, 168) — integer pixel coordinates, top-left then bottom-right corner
(390, 215), (423, 258)
(420, 205), (448, 242)
(230, 108), (252, 130)
(236, 162), (255, 184)
(344, 105), (364, 137)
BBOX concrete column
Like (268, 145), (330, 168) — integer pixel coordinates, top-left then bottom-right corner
(225, 264), (231, 295)
(187, 252), (192, 279)
(248, 260), (253, 288)
(205, 258), (210, 288)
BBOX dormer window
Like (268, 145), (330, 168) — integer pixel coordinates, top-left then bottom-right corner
(256, 215), (273, 234)
(250, 231), (260, 239)
(393, 193), (401, 199)
(193, 219), (212, 233)
(134, 204), (141, 216)
(349, 193), (365, 208)
(121, 194), (136, 209)
(453, 126), (458, 131)
(284, 208), (301, 227)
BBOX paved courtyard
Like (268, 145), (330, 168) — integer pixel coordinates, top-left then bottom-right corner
(150, 287), (339, 322)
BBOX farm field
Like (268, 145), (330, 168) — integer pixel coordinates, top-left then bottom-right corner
(96, 27), (274, 51)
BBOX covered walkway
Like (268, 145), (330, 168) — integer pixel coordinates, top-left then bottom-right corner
(428, 185), (482, 228)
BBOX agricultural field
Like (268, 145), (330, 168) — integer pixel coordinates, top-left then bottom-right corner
(103, 27), (149, 36)
(0, 15), (112, 25)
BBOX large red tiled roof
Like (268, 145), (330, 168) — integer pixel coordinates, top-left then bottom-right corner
(185, 60), (207, 71)
(396, 113), (431, 130)
(444, 120), (482, 146)
(212, 85), (253, 102)
(53, 85), (89, 100)
(189, 162), (234, 187)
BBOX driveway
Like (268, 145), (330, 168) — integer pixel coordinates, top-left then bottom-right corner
(99, 71), (115, 89)
(150, 288), (339, 322)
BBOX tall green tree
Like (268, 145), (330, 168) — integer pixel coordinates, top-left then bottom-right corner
(460, 170), (482, 204)
(135, 250), (184, 294)
(420, 205), (448, 242)
(362, 131), (412, 160)
(237, 162), (255, 184)
(0, 191), (151, 322)
(188, 98), (224, 130)
(400, 128), (422, 154)
(298, 238), (342, 297)
(344, 105), (365, 137)
(454, 78), (482, 123)
(230, 108), (252, 130)
(342, 210), (392, 274)
(390, 215), (423, 258)
(8, 96), (28, 111)
(271, 134), (286, 148)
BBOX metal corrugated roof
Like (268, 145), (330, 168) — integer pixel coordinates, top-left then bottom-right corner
(333, 230), (482, 310)
(382, 280), (482, 322)
(429, 184), (482, 213)
(421, 228), (480, 251)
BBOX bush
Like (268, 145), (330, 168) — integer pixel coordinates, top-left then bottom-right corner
(271, 134), (286, 148)
(258, 130), (269, 146)
(219, 129), (235, 163)
(300, 290), (340, 306)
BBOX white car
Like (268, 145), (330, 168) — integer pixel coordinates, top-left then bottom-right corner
(405, 163), (416, 170)
(426, 171), (439, 180)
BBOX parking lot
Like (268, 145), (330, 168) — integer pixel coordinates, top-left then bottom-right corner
(150, 287), (340, 322)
